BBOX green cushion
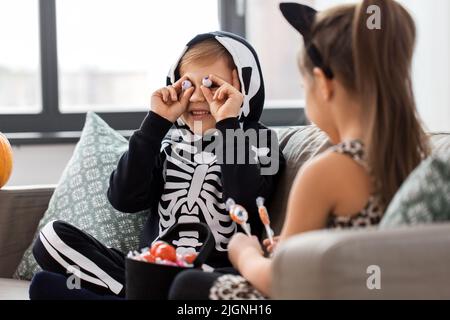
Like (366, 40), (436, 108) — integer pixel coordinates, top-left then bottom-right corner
(380, 150), (450, 228)
(14, 112), (148, 280)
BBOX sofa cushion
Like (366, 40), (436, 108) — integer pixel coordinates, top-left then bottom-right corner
(431, 132), (450, 155)
(380, 147), (450, 228)
(269, 126), (331, 233)
(14, 112), (148, 280)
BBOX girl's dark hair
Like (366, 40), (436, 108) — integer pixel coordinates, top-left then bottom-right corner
(300, 0), (430, 208)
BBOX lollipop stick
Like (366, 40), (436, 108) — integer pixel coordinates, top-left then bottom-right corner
(241, 223), (252, 237)
(265, 225), (274, 245)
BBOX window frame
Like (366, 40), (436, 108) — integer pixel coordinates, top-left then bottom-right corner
(1, 0), (305, 145)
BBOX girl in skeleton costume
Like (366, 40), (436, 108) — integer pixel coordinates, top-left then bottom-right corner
(30, 31), (285, 299)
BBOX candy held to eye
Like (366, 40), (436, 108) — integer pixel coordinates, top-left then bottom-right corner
(202, 76), (212, 88)
(182, 80), (192, 91)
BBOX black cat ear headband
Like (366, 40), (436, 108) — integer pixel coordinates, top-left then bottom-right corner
(279, 2), (334, 79)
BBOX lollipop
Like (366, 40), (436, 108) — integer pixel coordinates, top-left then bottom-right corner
(202, 76), (212, 88)
(226, 198), (251, 236)
(182, 80), (192, 91)
(256, 197), (274, 245)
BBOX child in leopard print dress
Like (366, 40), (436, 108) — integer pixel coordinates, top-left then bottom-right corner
(168, 0), (430, 300)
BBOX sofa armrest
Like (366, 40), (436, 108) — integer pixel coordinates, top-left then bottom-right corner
(271, 223), (450, 299)
(0, 185), (56, 278)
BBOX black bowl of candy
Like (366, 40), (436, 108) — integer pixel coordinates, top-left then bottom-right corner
(125, 222), (214, 300)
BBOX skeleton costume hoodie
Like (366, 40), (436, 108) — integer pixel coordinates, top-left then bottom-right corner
(107, 31), (285, 268)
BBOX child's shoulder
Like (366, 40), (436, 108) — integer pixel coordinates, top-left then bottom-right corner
(296, 147), (372, 209)
(302, 148), (367, 182)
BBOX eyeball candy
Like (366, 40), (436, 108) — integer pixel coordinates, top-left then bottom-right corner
(182, 80), (192, 91)
(226, 198), (251, 236)
(202, 76), (212, 88)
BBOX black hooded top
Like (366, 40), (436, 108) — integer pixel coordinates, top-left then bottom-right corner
(107, 31), (285, 268)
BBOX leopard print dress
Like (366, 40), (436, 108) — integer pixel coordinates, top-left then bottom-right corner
(208, 140), (384, 300)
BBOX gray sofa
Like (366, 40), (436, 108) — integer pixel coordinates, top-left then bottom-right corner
(1, 126), (449, 300)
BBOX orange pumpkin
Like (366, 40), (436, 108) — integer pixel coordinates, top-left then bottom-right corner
(0, 132), (13, 188)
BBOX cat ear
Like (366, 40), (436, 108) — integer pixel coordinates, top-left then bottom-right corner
(279, 2), (317, 43)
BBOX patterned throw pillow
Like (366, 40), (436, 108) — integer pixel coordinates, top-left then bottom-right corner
(14, 112), (148, 280)
(380, 150), (450, 228)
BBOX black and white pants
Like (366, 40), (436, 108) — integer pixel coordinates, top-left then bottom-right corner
(33, 220), (126, 297)
(33, 220), (243, 299)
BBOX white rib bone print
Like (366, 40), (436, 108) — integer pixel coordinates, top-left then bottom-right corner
(158, 130), (236, 256)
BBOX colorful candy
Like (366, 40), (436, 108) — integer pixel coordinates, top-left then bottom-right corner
(150, 240), (166, 256)
(202, 76), (212, 88)
(182, 252), (198, 265)
(256, 197), (274, 245)
(226, 198), (251, 236)
(129, 241), (196, 268)
(154, 243), (177, 262)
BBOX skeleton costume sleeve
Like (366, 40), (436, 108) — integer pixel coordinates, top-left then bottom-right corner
(107, 111), (172, 214)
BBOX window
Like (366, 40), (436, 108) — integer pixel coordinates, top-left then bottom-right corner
(0, 0), (41, 114)
(56, 0), (220, 113)
(246, 0), (304, 108)
(222, 0), (307, 124)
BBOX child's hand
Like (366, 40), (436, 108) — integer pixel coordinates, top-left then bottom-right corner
(201, 70), (244, 123)
(228, 233), (264, 271)
(263, 236), (280, 254)
(151, 76), (194, 123)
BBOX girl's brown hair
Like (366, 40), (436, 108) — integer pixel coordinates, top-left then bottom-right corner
(301, 0), (430, 208)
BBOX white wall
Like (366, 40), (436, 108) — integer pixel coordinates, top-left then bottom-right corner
(318, 0), (450, 131)
(245, 0), (315, 102)
(399, 0), (450, 132)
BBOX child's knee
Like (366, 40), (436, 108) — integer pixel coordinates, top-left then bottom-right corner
(169, 270), (204, 300)
(169, 269), (220, 300)
(32, 220), (71, 268)
(29, 271), (56, 300)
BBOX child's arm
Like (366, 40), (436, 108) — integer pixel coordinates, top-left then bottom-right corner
(107, 111), (173, 213)
(278, 152), (345, 240)
(107, 77), (194, 213)
(228, 233), (272, 296)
